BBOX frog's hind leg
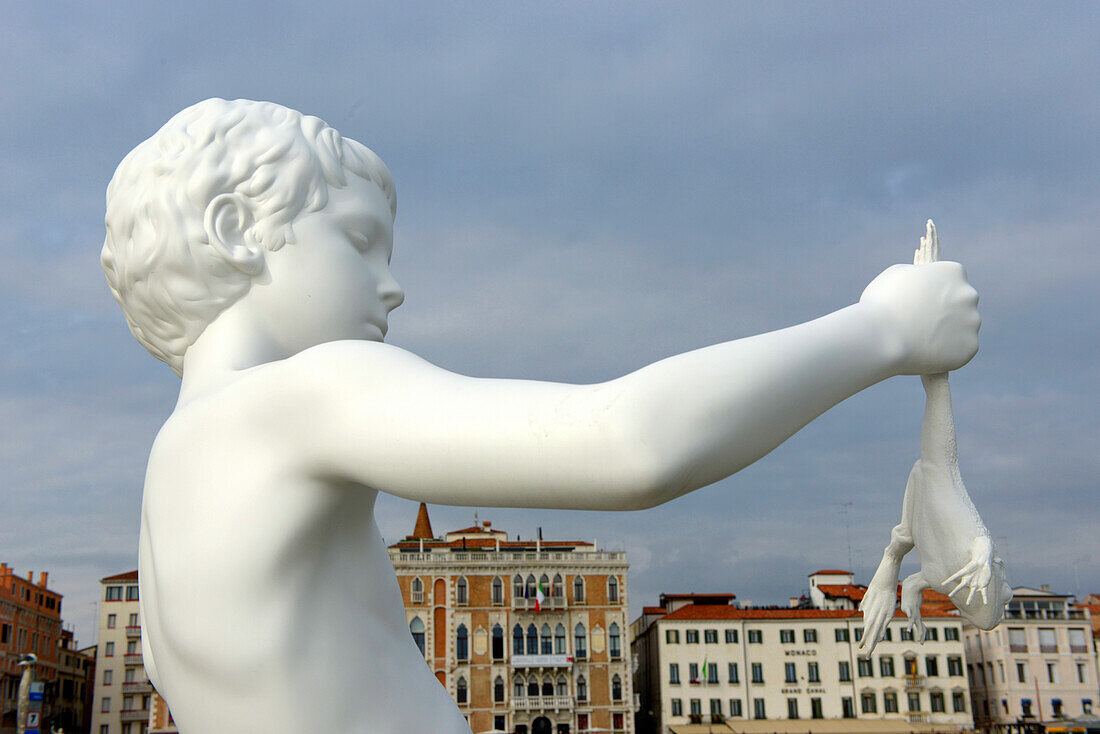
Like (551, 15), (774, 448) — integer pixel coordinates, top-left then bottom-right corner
(900, 572), (931, 643)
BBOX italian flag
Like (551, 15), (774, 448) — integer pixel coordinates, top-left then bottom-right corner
(535, 580), (546, 611)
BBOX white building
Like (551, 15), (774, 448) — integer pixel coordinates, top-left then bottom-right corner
(632, 571), (974, 734)
(90, 571), (151, 734)
(964, 586), (1097, 731)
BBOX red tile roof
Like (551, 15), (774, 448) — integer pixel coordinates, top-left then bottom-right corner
(657, 604), (958, 621)
(817, 584), (952, 605)
(643, 606), (668, 615)
(102, 570), (138, 582)
(810, 569), (852, 575)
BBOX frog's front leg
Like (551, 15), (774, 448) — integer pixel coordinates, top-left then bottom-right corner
(859, 518), (914, 656)
(945, 534), (995, 605)
(900, 572), (931, 642)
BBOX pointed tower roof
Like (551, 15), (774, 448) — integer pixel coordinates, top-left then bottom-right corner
(407, 502), (435, 540)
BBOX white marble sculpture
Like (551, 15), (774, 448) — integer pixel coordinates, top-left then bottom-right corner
(102, 99), (983, 733)
(858, 222), (1010, 656)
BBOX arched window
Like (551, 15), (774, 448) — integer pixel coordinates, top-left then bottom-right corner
(410, 617), (425, 655)
(526, 574), (537, 599)
(539, 574), (550, 600)
(612, 674), (622, 701)
(491, 576), (504, 605)
(494, 675), (505, 702)
(576, 675), (588, 702)
(556, 675), (568, 696)
(456, 577), (468, 605)
(513, 624), (525, 655)
(609, 622), (621, 659)
(411, 577), (424, 604)
(514, 676), (525, 698)
(456, 624), (468, 661)
(574, 623), (587, 659)
(514, 574), (525, 599)
(527, 624), (538, 653)
(540, 624), (553, 654)
(573, 576), (585, 603)
(456, 676), (468, 704)
(492, 624), (504, 660)
(542, 675), (554, 696)
(608, 575), (619, 602)
(552, 573), (564, 598)
(554, 624), (566, 654)
(527, 675), (539, 697)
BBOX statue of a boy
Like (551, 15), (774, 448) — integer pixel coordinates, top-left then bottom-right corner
(102, 98), (981, 733)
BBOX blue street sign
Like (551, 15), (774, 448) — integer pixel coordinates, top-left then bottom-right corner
(28, 691), (43, 701)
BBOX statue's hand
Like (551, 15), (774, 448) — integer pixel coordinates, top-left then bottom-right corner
(860, 261), (980, 375)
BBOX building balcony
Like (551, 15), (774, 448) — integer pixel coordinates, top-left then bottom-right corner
(513, 695), (573, 712)
(1040, 644), (1058, 653)
(908, 713), (929, 724)
(123, 653), (143, 666)
(120, 708), (150, 723)
(1009, 644), (1028, 653)
(390, 549), (626, 566)
(905, 674), (925, 689)
(511, 654), (573, 668)
(1070, 644), (1089, 653)
(513, 596), (568, 611)
(122, 679), (153, 694)
(125, 625), (141, 638)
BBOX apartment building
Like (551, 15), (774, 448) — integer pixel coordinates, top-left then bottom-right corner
(632, 570), (973, 734)
(90, 571), (151, 734)
(0, 564), (66, 734)
(965, 586), (1096, 731)
(389, 504), (633, 734)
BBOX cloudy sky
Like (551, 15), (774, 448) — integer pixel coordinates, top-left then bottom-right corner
(2, 2), (1097, 647)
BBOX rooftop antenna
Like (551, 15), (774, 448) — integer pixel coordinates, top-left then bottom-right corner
(831, 501), (854, 574)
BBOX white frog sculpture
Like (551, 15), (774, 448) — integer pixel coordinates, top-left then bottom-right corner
(859, 222), (1011, 655)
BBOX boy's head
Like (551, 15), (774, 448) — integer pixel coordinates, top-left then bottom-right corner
(101, 98), (396, 375)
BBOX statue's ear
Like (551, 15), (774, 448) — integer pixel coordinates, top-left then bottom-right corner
(204, 193), (264, 275)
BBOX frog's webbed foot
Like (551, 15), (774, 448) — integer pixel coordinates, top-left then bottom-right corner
(900, 572), (930, 642)
(945, 535), (995, 605)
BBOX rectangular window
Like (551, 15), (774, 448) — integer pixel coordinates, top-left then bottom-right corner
(105, 641), (115, 657)
(725, 629), (738, 643)
(707, 663), (719, 685)
(690, 699), (701, 716)
(107, 614), (117, 628)
(105, 586), (122, 601)
(908, 692), (921, 712)
(728, 663), (739, 684)
(753, 698), (766, 719)
(1017, 662), (1027, 683)
(861, 692), (877, 713)
(669, 663), (680, 684)
(947, 656), (963, 676)
(884, 692), (898, 713)
(1047, 662), (1058, 683)
(751, 663), (763, 683)
(785, 663), (797, 683)
(1070, 628), (1088, 652)
(858, 659), (873, 677)
(1078, 663), (1088, 684)
(127, 639), (139, 655)
(930, 691), (945, 712)
(671, 699), (682, 717)
(689, 663), (699, 682)
(925, 627), (938, 641)
(926, 656), (939, 677)
(729, 699), (742, 717)
(945, 627), (960, 641)
(1008, 627), (1027, 651)
(666, 629), (679, 644)
(842, 697), (854, 718)
(128, 613), (139, 627)
(807, 662), (820, 683)
(953, 691), (966, 712)
(835, 627), (849, 642)
(803, 628), (817, 643)
(0, 624), (9, 644)
(811, 697), (823, 719)
(686, 629), (699, 644)
(901, 627), (913, 641)
(103, 669), (113, 685)
(126, 586), (139, 601)
(710, 699), (722, 716)
(838, 661), (851, 681)
(854, 627), (863, 642)
(780, 629), (795, 643)
(100, 727), (108, 734)
(101, 697), (111, 713)
(880, 656), (895, 677)
(612, 713), (624, 730)
(787, 698), (799, 719)
(883, 627), (892, 641)
(125, 668), (135, 683)
(704, 629), (718, 644)
(748, 629), (762, 644)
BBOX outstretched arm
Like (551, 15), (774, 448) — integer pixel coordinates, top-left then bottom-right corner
(291, 261), (978, 510)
